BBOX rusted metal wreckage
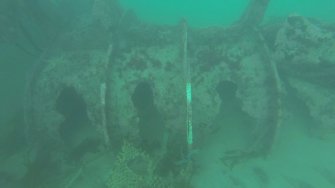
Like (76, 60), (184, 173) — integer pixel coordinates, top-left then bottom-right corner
(24, 0), (335, 166)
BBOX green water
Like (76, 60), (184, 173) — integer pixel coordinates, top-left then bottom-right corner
(1, 1), (335, 188)
(120, 0), (248, 26)
(121, 0), (335, 26)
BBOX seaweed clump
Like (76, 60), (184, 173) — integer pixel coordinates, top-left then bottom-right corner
(106, 142), (193, 188)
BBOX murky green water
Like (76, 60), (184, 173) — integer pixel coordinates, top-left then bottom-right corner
(1, 1), (335, 187)
(121, 0), (335, 26)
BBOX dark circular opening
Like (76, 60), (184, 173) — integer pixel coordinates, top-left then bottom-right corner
(56, 86), (89, 143)
(132, 82), (154, 116)
(216, 80), (238, 102)
(55, 86), (101, 161)
(132, 82), (164, 152)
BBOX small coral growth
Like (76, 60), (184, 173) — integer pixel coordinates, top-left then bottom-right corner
(106, 141), (193, 188)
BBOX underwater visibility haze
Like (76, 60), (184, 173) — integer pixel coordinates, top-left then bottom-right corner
(1, 0), (335, 187)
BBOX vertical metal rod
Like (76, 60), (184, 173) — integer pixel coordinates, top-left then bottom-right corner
(181, 20), (193, 150)
(101, 44), (113, 146)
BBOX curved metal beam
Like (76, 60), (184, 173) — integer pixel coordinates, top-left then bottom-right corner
(237, 0), (271, 27)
